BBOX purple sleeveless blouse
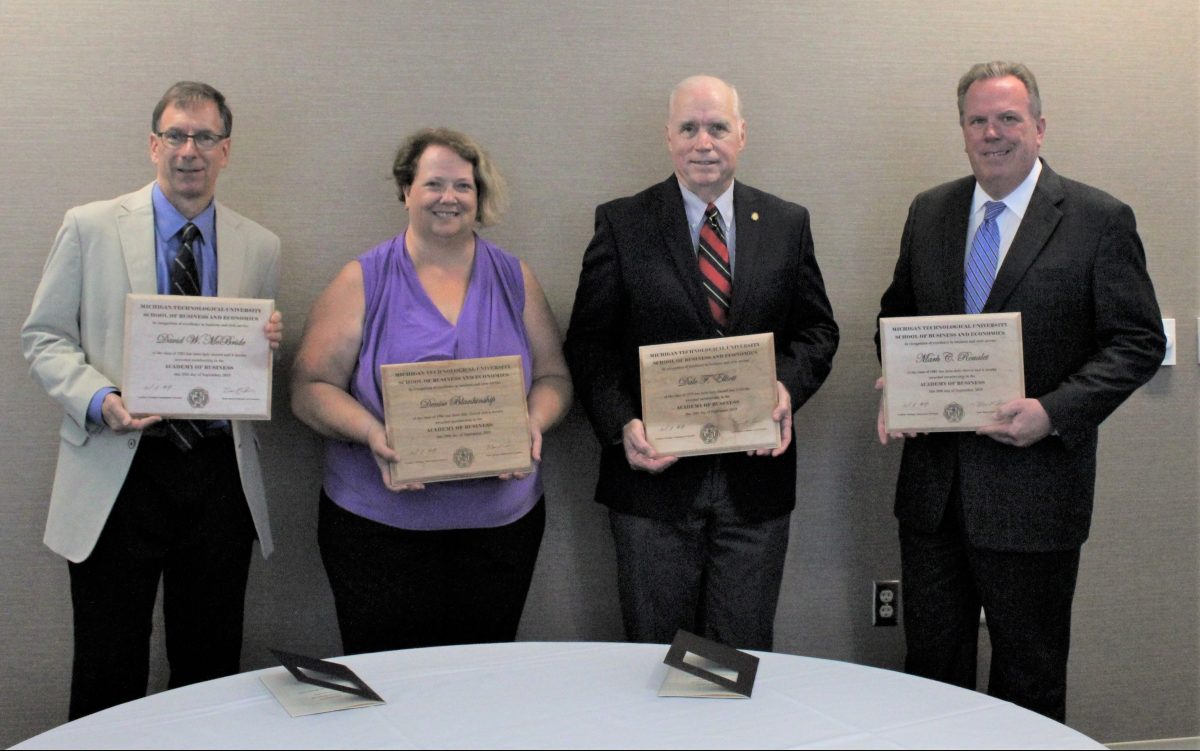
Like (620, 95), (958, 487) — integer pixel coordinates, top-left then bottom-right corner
(322, 232), (541, 530)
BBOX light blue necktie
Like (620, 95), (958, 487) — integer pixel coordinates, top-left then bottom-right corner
(964, 201), (1006, 314)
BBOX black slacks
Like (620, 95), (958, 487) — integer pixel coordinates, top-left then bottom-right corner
(900, 483), (1080, 722)
(318, 490), (545, 655)
(67, 433), (256, 720)
(608, 461), (790, 651)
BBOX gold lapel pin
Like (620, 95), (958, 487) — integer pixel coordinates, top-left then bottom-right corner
(751, 212), (759, 221)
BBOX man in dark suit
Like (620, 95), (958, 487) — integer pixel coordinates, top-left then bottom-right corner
(876, 62), (1165, 720)
(565, 75), (838, 650)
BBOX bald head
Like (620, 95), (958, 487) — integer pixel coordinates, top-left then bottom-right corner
(669, 75), (741, 121)
(666, 75), (746, 202)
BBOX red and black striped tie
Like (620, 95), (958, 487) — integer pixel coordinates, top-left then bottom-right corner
(698, 203), (732, 334)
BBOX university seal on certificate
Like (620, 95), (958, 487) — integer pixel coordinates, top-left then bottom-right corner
(121, 294), (274, 420)
(380, 355), (532, 484)
(638, 332), (781, 457)
(879, 312), (1025, 432)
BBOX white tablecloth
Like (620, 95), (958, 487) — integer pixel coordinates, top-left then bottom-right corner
(14, 641), (1103, 749)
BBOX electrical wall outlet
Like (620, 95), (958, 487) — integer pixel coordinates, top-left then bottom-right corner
(873, 580), (900, 626)
(1161, 318), (1176, 366)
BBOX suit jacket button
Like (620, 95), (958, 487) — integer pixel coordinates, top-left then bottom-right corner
(128, 438), (136, 449)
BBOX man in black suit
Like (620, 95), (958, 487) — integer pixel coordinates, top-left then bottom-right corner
(876, 62), (1165, 720)
(565, 75), (838, 650)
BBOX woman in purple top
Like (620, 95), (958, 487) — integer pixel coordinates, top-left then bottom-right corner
(292, 129), (572, 653)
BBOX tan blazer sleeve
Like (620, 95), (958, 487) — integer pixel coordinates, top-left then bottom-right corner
(21, 207), (120, 434)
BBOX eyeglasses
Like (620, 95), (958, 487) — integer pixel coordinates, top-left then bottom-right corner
(155, 130), (228, 150)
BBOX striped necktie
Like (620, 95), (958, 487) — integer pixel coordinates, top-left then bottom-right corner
(165, 222), (207, 451)
(698, 203), (732, 334)
(964, 201), (1005, 314)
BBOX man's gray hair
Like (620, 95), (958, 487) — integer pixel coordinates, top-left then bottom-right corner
(669, 75), (742, 120)
(956, 62), (1042, 123)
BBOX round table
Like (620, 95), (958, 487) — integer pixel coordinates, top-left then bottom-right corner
(14, 641), (1103, 749)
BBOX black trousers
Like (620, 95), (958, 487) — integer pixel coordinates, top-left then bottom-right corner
(608, 461), (790, 651)
(900, 484), (1080, 722)
(67, 433), (256, 720)
(318, 490), (545, 655)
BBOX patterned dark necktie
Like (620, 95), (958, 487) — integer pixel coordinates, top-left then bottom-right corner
(964, 201), (1005, 314)
(164, 223), (206, 451)
(698, 203), (732, 334)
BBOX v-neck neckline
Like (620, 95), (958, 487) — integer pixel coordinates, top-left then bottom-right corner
(400, 233), (479, 328)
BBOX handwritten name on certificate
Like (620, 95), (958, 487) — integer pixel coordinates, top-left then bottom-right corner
(121, 294), (273, 419)
(880, 312), (1025, 432)
(639, 333), (780, 457)
(381, 355), (532, 485)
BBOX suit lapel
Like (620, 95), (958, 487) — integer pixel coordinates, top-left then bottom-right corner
(985, 163), (1064, 312)
(657, 176), (711, 327)
(728, 181), (761, 331)
(116, 184), (159, 294)
(215, 201), (245, 298)
(939, 181), (973, 314)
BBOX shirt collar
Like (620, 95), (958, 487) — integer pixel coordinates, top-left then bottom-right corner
(678, 181), (735, 233)
(972, 158), (1042, 221)
(152, 182), (216, 243)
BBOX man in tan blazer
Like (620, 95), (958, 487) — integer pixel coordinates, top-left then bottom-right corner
(21, 82), (282, 719)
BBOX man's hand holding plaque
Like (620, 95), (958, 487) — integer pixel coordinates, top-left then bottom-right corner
(879, 312), (1025, 434)
(638, 333), (781, 458)
(380, 355), (532, 485)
